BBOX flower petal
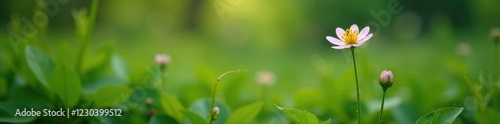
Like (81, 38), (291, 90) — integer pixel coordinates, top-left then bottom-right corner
(326, 36), (345, 45)
(353, 41), (367, 47)
(350, 24), (359, 32)
(332, 45), (351, 49)
(357, 26), (370, 41)
(336, 28), (345, 40)
(357, 33), (373, 44)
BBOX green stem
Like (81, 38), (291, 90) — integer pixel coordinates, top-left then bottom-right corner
(207, 70), (245, 124)
(378, 89), (387, 124)
(350, 47), (361, 124)
(208, 80), (219, 124)
(494, 44), (498, 82)
(75, 0), (99, 74)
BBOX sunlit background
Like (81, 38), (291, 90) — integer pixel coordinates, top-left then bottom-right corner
(1, 0), (500, 123)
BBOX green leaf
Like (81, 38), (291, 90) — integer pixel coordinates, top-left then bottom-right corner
(0, 101), (37, 123)
(13, 86), (52, 108)
(415, 107), (464, 124)
(320, 118), (332, 124)
(91, 85), (132, 107)
(25, 45), (54, 89)
(183, 110), (207, 124)
(51, 41), (77, 66)
(275, 105), (319, 124)
(189, 99), (231, 124)
(82, 76), (126, 94)
(149, 114), (177, 124)
(82, 44), (113, 78)
(111, 53), (130, 81)
(48, 65), (81, 108)
(160, 93), (185, 123)
(226, 102), (263, 124)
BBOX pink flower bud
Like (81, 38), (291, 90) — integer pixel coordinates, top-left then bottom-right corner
(155, 54), (171, 66)
(256, 71), (276, 87)
(379, 70), (394, 90)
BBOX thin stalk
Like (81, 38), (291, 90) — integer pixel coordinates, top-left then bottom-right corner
(75, 0), (99, 74)
(494, 44), (498, 82)
(208, 69), (247, 124)
(378, 89), (387, 124)
(350, 47), (361, 124)
(208, 80), (219, 124)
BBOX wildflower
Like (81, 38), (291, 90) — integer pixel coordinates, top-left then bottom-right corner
(155, 54), (171, 66)
(212, 107), (220, 120)
(256, 71), (276, 87)
(326, 24), (374, 123)
(379, 70), (394, 90)
(326, 24), (373, 49)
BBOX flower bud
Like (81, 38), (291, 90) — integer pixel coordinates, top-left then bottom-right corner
(155, 54), (171, 66)
(492, 27), (500, 44)
(379, 70), (394, 90)
(212, 107), (220, 120)
(256, 71), (276, 87)
(145, 97), (153, 106)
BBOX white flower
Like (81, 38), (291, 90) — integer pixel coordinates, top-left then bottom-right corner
(155, 54), (171, 65)
(326, 24), (373, 49)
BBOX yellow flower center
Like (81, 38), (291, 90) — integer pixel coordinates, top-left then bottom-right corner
(342, 29), (359, 44)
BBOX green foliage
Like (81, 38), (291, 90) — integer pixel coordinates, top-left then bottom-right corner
(0, 78), (6, 97)
(415, 107), (464, 124)
(0, 102), (36, 123)
(320, 118), (332, 124)
(48, 65), (81, 108)
(2, 0), (500, 123)
(149, 115), (177, 124)
(111, 53), (130, 81)
(25, 45), (54, 89)
(226, 102), (264, 124)
(183, 110), (207, 124)
(160, 93), (185, 123)
(90, 85), (132, 107)
(275, 105), (319, 124)
(189, 99), (231, 124)
(82, 76), (126, 94)
(475, 108), (500, 123)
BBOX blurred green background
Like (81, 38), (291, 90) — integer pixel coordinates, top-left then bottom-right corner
(1, 0), (500, 123)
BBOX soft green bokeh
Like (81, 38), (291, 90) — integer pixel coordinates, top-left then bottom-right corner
(1, 0), (500, 123)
